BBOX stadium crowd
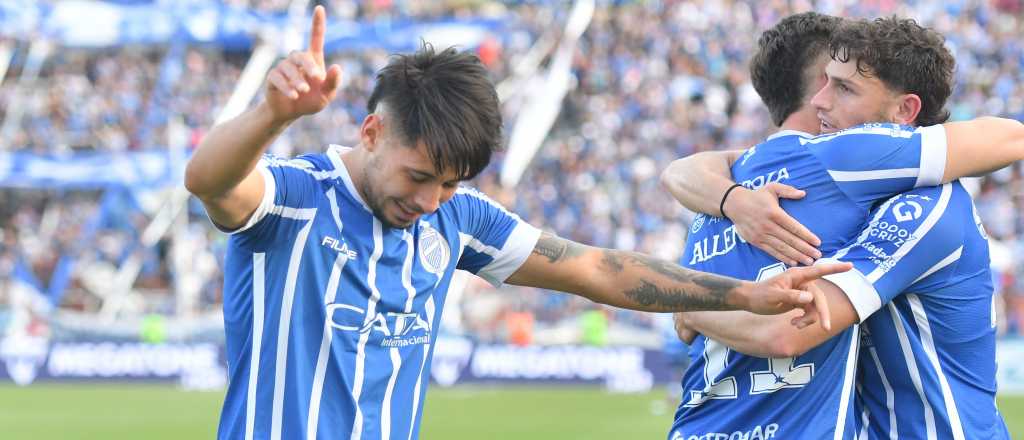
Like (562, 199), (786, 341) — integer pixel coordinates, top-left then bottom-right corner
(1, 0), (1022, 342)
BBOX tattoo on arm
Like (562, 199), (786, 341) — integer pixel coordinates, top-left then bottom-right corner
(531, 233), (741, 312)
(601, 249), (740, 311)
(532, 232), (587, 263)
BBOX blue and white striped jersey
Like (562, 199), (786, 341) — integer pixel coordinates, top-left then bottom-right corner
(820, 182), (1010, 439)
(670, 123), (948, 440)
(215, 145), (541, 440)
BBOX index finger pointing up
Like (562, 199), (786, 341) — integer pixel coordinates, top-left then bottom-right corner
(309, 5), (326, 64)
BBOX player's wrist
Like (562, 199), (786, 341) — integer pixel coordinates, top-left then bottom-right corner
(719, 184), (748, 219)
(729, 281), (756, 312)
(258, 100), (300, 129)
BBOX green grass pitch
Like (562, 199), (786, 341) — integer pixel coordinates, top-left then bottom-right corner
(0, 384), (1020, 439)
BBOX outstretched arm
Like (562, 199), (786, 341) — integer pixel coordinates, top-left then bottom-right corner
(184, 5), (342, 229)
(505, 232), (849, 324)
(660, 151), (822, 266)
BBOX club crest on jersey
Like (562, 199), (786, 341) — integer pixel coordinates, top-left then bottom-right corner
(417, 222), (450, 275)
(691, 214), (706, 234)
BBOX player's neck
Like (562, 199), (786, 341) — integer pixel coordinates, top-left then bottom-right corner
(779, 108), (821, 135)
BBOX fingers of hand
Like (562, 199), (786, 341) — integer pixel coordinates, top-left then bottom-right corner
(309, 5), (326, 60)
(773, 224), (820, 264)
(289, 51), (324, 82)
(763, 235), (802, 267)
(767, 182), (806, 200)
(790, 262), (852, 284)
(268, 70), (298, 99)
(277, 60), (310, 95)
(806, 282), (831, 331)
(777, 213), (823, 251)
(792, 308), (817, 329)
(323, 64), (343, 93)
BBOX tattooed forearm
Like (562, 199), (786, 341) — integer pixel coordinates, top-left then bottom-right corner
(532, 232), (587, 263)
(624, 280), (733, 311)
(600, 250), (741, 289)
(600, 249), (742, 311)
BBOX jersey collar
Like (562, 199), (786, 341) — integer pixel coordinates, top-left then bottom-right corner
(766, 129), (814, 141)
(326, 144), (372, 213)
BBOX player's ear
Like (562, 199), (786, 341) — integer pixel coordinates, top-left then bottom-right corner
(893, 93), (922, 126)
(360, 113), (385, 152)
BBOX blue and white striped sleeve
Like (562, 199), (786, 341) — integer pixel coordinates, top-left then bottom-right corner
(815, 183), (965, 321)
(217, 153), (326, 240)
(450, 187), (542, 287)
(806, 123), (947, 205)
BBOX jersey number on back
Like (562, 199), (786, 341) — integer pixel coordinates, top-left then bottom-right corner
(684, 263), (816, 407)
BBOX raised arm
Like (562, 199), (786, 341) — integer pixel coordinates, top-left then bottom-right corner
(660, 150), (744, 217)
(184, 5), (342, 229)
(660, 150), (822, 266)
(505, 232), (849, 323)
(942, 116), (1024, 181)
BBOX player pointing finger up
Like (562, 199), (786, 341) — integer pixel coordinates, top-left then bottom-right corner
(265, 5), (343, 122)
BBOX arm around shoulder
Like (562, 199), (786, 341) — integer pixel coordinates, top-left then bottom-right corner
(941, 117), (1024, 182)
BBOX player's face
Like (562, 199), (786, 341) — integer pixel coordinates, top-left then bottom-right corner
(810, 58), (903, 133)
(364, 134), (460, 229)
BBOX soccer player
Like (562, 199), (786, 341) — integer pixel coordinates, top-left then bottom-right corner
(183, 7), (849, 440)
(660, 15), (1020, 439)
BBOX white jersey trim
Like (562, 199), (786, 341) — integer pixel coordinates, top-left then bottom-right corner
(827, 168), (918, 182)
(911, 246), (962, 285)
(907, 293), (966, 440)
(245, 253), (267, 440)
(471, 222), (542, 287)
(889, 301), (938, 439)
(270, 210), (317, 440)
(817, 258), (882, 321)
(915, 125), (948, 188)
(833, 325), (860, 440)
(306, 188), (349, 440)
(866, 184), (952, 283)
(350, 219), (385, 440)
(867, 345), (900, 440)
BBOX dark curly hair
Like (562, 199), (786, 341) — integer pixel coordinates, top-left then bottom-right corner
(750, 12), (842, 127)
(829, 16), (955, 127)
(367, 43), (502, 181)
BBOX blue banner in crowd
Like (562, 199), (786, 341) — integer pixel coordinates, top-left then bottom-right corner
(0, 150), (181, 189)
(0, 0), (505, 51)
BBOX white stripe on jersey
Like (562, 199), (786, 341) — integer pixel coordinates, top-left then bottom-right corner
(408, 294), (436, 440)
(916, 125), (948, 187)
(458, 232), (501, 258)
(307, 189), (349, 440)
(834, 325), (860, 440)
(832, 197), (900, 262)
(246, 253), (267, 440)
(799, 124), (916, 145)
(857, 392), (869, 440)
(868, 345), (900, 440)
(307, 252), (347, 440)
(271, 210), (317, 440)
(907, 294), (966, 440)
(350, 219), (385, 440)
(911, 246), (963, 285)
(327, 146), (372, 212)
(867, 184), (952, 283)
(888, 302), (937, 439)
(381, 230), (418, 440)
(827, 168), (918, 182)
